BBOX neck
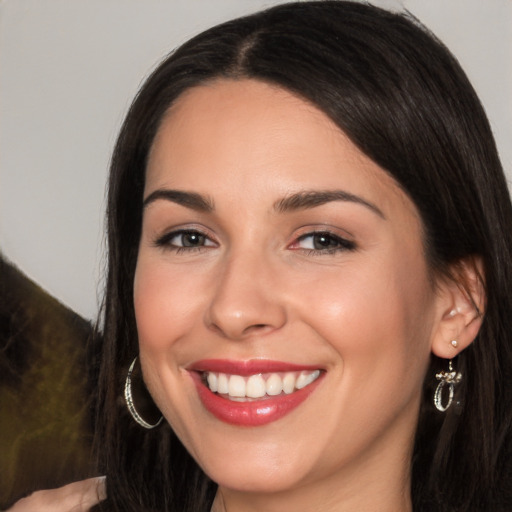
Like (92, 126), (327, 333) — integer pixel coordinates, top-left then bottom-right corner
(212, 485), (412, 512)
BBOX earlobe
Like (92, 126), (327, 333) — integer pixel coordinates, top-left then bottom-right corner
(431, 256), (485, 359)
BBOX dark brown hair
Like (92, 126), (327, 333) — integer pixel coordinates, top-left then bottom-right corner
(94, 2), (512, 510)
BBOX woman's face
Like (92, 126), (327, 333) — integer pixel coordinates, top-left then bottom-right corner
(134, 79), (444, 496)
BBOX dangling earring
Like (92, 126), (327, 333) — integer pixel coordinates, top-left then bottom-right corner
(124, 357), (163, 429)
(433, 359), (462, 412)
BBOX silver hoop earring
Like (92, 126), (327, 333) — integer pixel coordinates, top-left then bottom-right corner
(124, 357), (163, 429)
(434, 359), (462, 412)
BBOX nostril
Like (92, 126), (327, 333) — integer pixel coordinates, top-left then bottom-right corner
(209, 324), (225, 336)
(241, 323), (273, 336)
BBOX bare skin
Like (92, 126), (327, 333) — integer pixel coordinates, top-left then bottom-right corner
(7, 80), (484, 512)
(7, 477), (106, 512)
(135, 79), (483, 512)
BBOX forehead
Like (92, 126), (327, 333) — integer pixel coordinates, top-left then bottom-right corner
(146, 79), (417, 222)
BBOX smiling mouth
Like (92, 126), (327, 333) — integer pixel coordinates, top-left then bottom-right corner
(189, 361), (325, 426)
(202, 370), (322, 401)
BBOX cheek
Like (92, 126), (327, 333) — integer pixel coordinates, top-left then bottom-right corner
(133, 256), (199, 353)
(133, 256), (202, 436)
(294, 251), (435, 379)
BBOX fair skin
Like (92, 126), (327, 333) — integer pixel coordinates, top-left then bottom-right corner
(6, 477), (106, 512)
(134, 79), (483, 512)
(7, 79), (483, 512)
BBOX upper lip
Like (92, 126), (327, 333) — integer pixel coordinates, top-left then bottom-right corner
(187, 359), (323, 376)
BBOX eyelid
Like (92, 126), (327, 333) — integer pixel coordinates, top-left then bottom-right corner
(288, 226), (356, 253)
(290, 224), (354, 242)
(153, 225), (218, 249)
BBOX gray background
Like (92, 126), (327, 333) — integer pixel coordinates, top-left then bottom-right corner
(1, 0), (511, 320)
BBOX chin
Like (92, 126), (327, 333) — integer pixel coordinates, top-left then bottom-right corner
(191, 434), (317, 495)
(206, 463), (307, 494)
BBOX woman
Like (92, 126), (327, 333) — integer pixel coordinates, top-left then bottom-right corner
(9, 1), (512, 510)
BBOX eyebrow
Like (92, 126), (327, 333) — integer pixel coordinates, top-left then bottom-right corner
(143, 189), (214, 212)
(142, 188), (384, 219)
(273, 190), (385, 218)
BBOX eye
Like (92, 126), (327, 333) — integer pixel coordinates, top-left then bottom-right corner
(290, 231), (355, 253)
(154, 229), (216, 252)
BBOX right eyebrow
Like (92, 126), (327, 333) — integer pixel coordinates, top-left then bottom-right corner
(273, 189), (385, 219)
(142, 189), (214, 212)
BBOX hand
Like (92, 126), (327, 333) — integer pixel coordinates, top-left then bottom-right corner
(6, 477), (106, 512)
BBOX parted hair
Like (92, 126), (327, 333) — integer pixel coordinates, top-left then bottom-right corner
(93, 2), (512, 510)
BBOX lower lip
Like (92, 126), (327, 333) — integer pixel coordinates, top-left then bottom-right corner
(191, 372), (324, 427)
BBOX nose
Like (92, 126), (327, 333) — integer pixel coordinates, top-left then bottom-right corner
(205, 251), (287, 340)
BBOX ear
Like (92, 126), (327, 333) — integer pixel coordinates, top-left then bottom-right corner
(431, 256), (485, 359)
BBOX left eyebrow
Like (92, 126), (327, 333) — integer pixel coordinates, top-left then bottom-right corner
(273, 190), (385, 219)
(142, 189), (214, 212)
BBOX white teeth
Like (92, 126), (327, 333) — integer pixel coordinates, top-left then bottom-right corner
(217, 373), (229, 394)
(204, 369), (321, 398)
(295, 370), (320, 389)
(228, 375), (246, 397)
(283, 372), (296, 394)
(207, 372), (218, 392)
(246, 374), (266, 398)
(266, 373), (283, 396)
(296, 370), (321, 390)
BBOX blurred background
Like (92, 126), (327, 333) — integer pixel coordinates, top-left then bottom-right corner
(1, 0), (511, 320)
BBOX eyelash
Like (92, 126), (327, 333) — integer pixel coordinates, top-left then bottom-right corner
(153, 229), (356, 255)
(154, 229), (216, 253)
(291, 231), (356, 255)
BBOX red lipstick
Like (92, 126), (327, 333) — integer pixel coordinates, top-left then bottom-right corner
(188, 359), (324, 427)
